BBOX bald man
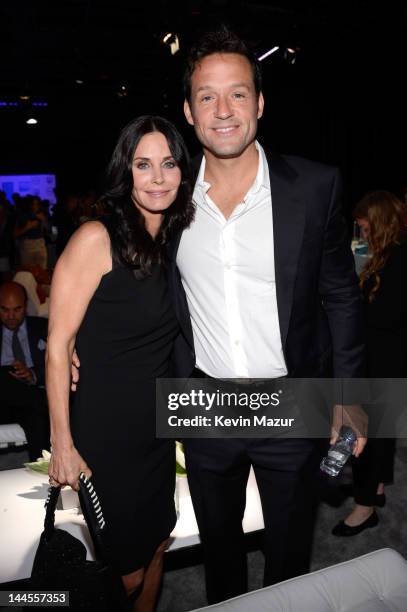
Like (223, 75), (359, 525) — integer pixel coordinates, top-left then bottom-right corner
(0, 282), (49, 460)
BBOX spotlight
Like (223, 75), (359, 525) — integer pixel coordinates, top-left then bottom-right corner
(162, 32), (180, 55)
(117, 85), (128, 98)
(258, 46), (279, 62)
(284, 48), (299, 65)
(26, 117), (38, 125)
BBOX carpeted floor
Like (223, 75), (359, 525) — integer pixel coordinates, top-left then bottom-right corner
(157, 443), (407, 612)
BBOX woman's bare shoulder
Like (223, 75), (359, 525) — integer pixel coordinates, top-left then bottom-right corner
(72, 219), (109, 242)
(60, 220), (112, 273)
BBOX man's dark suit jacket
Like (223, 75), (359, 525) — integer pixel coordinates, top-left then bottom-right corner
(0, 316), (48, 386)
(168, 149), (365, 379)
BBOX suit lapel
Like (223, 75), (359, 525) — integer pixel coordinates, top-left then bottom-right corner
(165, 153), (203, 350)
(166, 231), (194, 349)
(267, 150), (305, 350)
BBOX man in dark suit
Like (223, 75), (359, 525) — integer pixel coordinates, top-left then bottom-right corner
(167, 28), (367, 604)
(0, 281), (49, 460)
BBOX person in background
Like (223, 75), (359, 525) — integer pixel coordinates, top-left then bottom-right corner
(0, 281), (49, 460)
(0, 199), (15, 281)
(332, 190), (407, 535)
(13, 264), (51, 318)
(12, 193), (22, 207)
(78, 188), (98, 223)
(14, 196), (48, 269)
(46, 115), (193, 611)
(53, 191), (81, 257)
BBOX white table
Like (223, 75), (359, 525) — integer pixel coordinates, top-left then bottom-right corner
(0, 467), (264, 583)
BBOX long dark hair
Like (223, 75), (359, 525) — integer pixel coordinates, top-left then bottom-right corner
(99, 115), (194, 276)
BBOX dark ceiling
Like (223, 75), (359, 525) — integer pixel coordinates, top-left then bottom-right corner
(1, 1), (406, 195)
(2, 1), (406, 96)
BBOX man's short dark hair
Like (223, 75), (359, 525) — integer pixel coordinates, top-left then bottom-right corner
(183, 26), (262, 102)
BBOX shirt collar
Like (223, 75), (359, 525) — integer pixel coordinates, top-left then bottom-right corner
(195, 155), (210, 194)
(249, 141), (270, 196)
(194, 140), (270, 198)
(2, 318), (28, 338)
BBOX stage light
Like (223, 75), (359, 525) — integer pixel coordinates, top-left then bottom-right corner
(284, 48), (299, 65)
(258, 46), (279, 62)
(162, 32), (180, 55)
(26, 117), (38, 125)
(117, 85), (128, 98)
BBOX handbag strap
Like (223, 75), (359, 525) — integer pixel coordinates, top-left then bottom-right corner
(43, 473), (106, 539)
(43, 484), (60, 534)
(77, 473), (107, 541)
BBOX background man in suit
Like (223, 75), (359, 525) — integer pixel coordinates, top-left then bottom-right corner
(168, 27), (367, 604)
(0, 281), (49, 460)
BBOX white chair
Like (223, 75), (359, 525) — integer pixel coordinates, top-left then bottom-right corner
(0, 424), (29, 470)
(0, 423), (27, 449)
(192, 548), (407, 612)
(13, 271), (49, 318)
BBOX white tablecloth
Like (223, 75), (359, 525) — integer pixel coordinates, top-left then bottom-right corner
(0, 467), (264, 583)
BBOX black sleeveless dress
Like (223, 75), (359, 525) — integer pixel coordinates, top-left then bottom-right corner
(70, 258), (178, 575)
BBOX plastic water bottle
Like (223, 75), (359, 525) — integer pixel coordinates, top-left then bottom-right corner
(320, 426), (357, 477)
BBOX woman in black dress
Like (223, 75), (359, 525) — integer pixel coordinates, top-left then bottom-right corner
(46, 116), (193, 609)
(333, 190), (407, 536)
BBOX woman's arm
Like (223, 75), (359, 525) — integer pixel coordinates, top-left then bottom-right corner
(46, 221), (111, 490)
(14, 218), (39, 238)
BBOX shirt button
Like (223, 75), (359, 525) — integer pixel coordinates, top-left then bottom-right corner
(234, 340), (240, 346)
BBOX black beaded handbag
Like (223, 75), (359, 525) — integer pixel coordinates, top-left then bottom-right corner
(30, 473), (129, 611)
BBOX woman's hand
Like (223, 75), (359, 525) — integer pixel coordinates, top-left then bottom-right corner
(48, 444), (92, 491)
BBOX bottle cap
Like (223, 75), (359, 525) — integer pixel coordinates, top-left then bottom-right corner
(340, 425), (357, 442)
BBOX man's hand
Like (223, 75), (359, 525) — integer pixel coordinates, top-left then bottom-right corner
(9, 360), (34, 384)
(71, 349), (80, 391)
(330, 404), (368, 458)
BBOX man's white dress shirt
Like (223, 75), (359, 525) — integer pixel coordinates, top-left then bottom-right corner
(177, 142), (288, 379)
